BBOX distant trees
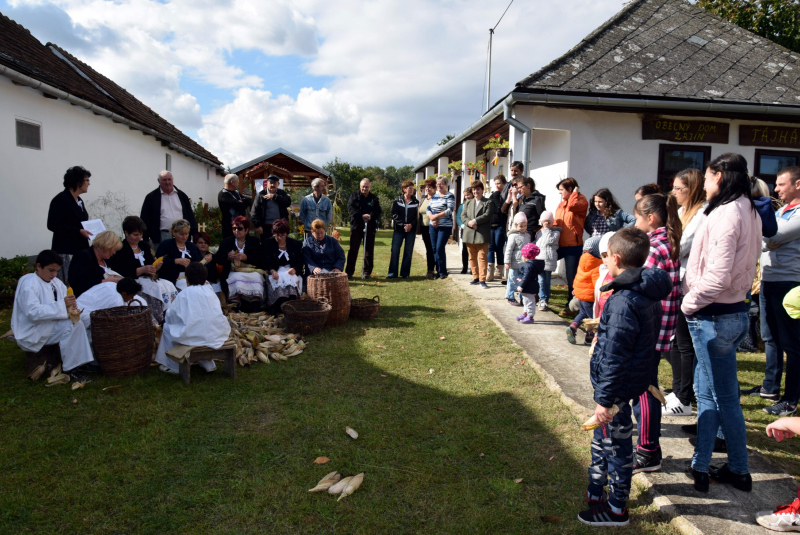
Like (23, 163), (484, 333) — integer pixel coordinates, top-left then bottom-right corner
(323, 158), (414, 228)
(698, 0), (800, 53)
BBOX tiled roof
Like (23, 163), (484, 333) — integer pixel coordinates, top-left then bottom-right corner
(0, 12), (222, 166)
(517, 0), (800, 107)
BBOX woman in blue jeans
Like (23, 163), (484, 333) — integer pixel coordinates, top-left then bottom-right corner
(386, 180), (418, 279)
(427, 176), (456, 279)
(682, 153), (762, 493)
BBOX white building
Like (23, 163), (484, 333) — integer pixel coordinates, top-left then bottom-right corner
(416, 0), (800, 217)
(0, 13), (225, 258)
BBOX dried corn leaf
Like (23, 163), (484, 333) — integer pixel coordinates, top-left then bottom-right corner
(345, 426), (358, 440)
(27, 363), (47, 381)
(71, 381), (86, 390)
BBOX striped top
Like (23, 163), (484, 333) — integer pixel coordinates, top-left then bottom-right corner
(426, 192), (456, 227)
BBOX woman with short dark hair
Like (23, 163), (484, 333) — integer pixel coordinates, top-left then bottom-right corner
(47, 166), (92, 283)
(213, 215), (267, 304)
(264, 218), (304, 313)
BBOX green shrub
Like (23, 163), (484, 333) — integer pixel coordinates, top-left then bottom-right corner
(0, 256), (32, 294)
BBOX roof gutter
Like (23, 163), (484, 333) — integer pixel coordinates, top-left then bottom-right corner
(0, 63), (225, 172)
(417, 90), (800, 171)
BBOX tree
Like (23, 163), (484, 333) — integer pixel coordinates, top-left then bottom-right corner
(698, 0), (800, 53)
(438, 134), (456, 146)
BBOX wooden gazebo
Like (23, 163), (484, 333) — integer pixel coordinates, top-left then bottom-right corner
(231, 148), (333, 192)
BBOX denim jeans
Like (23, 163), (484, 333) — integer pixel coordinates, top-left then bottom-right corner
(538, 270), (552, 302)
(488, 226), (507, 265)
(506, 268), (518, 300)
(687, 312), (749, 474)
(388, 228), (416, 278)
(558, 246), (582, 297)
(761, 280), (800, 403)
(429, 225), (451, 276)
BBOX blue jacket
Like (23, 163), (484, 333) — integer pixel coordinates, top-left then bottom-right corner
(584, 209), (635, 236)
(754, 196), (778, 238)
(300, 194), (333, 230)
(302, 235), (345, 272)
(515, 259), (544, 295)
(590, 267), (672, 407)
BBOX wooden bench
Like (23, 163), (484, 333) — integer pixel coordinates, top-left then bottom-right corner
(167, 341), (236, 385)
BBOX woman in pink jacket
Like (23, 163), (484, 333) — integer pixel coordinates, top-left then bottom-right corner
(683, 153), (761, 494)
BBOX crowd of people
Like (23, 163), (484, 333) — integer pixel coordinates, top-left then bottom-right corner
(14, 154), (800, 530)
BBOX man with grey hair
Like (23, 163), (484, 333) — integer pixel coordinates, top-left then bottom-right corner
(300, 177), (333, 239)
(140, 170), (197, 246)
(218, 173), (252, 240)
(346, 178), (381, 279)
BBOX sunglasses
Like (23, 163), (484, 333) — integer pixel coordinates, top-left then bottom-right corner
(232, 227), (245, 231)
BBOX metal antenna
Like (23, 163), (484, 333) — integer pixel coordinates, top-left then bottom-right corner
(485, 0), (514, 112)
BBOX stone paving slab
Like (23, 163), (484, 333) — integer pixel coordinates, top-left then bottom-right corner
(415, 239), (797, 534)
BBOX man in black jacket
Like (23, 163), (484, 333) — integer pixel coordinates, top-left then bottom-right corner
(517, 177), (547, 239)
(250, 174), (292, 244)
(346, 178), (382, 279)
(218, 174), (252, 240)
(140, 171), (198, 247)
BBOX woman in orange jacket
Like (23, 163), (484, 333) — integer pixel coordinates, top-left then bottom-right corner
(555, 178), (589, 298)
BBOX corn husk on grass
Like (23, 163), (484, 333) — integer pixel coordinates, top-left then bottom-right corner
(327, 476), (353, 495)
(337, 473), (364, 502)
(226, 312), (307, 366)
(309, 471), (340, 492)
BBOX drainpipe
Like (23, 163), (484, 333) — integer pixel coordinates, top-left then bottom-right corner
(503, 102), (532, 176)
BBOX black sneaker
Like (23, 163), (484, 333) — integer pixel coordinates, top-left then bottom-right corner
(741, 385), (779, 400)
(508, 299), (522, 307)
(584, 331), (594, 345)
(764, 401), (798, 416)
(67, 371), (91, 384)
(480, 282), (489, 289)
(689, 436), (727, 453)
(587, 490), (607, 507)
(77, 362), (102, 374)
(470, 279), (480, 285)
(577, 502), (629, 527)
(632, 447), (662, 474)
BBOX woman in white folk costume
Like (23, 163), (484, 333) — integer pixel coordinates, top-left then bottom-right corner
(155, 263), (232, 374)
(11, 250), (94, 382)
(155, 219), (203, 289)
(107, 216), (176, 324)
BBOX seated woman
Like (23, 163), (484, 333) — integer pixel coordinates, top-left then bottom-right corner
(107, 215), (176, 323)
(302, 219), (345, 274)
(11, 250), (94, 382)
(213, 216), (267, 304)
(193, 231), (223, 294)
(155, 219), (203, 286)
(68, 230), (122, 297)
(154, 262), (231, 375)
(263, 218), (304, 314)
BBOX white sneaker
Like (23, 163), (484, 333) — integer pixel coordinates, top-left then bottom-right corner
(664, 398), (693, 416)
(538, 301), (548, 311)
(756, 498), (800, 532)
(662, 392), (677, 407)
(158, 364), (179, 375)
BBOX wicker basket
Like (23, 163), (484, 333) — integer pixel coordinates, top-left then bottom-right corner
(90, 304), (154, 378)
(350, 295), (380, 321)
(281, 297), (331, 335)
(307, 272), (351, 326)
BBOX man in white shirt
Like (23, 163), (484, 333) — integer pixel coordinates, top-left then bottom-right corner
(10, 250), (94, 382)
(140, 170), (198, 247)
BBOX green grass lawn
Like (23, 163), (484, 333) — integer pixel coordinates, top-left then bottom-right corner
(0, 229), (676, 534)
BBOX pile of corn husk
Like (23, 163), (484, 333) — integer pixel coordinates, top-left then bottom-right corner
(227, 311), (306, 366)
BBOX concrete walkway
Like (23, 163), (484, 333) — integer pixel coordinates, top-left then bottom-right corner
(416, 239), (797, 534)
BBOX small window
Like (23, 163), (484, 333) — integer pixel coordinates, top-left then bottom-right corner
(165, 153), (172, 171)
(16, 119), (41, 150)
(657, 144), (711, 191)
(754, 149), (800, 195)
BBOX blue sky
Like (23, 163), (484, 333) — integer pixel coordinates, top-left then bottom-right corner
(0, 0), (625, 168)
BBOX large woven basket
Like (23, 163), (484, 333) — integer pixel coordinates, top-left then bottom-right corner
(90, 304), (154, 378)
(282, 297), (331, 335)
(307, 272), (351, 326)
(350, 295), (380, 321)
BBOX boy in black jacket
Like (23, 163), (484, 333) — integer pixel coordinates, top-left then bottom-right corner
(579, 227), (672, 527)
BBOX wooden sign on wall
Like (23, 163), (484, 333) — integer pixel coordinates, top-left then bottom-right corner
(739, 125), (800, 148)
(642, 118), (730, 144)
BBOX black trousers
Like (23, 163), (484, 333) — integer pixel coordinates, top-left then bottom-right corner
(346, 224), (376, 276)
(666, 303), (695, 406)
(257, 224), (274, 246)
(420, 225), (436, 273)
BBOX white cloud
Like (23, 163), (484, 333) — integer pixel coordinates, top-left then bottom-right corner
(5, 0), (626, 168)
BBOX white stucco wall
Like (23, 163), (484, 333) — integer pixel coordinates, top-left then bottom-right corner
(1, 81), (223, 258)
(513, 105), (798, 216)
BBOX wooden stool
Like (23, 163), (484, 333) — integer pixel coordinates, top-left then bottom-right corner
(25, 344), (62, 376)
(167, 342), (236, 385)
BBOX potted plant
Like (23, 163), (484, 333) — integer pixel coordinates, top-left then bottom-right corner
(448, 161), (463, 174)
(465, 160), (487, 177)
(483, 133), (510, 157)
